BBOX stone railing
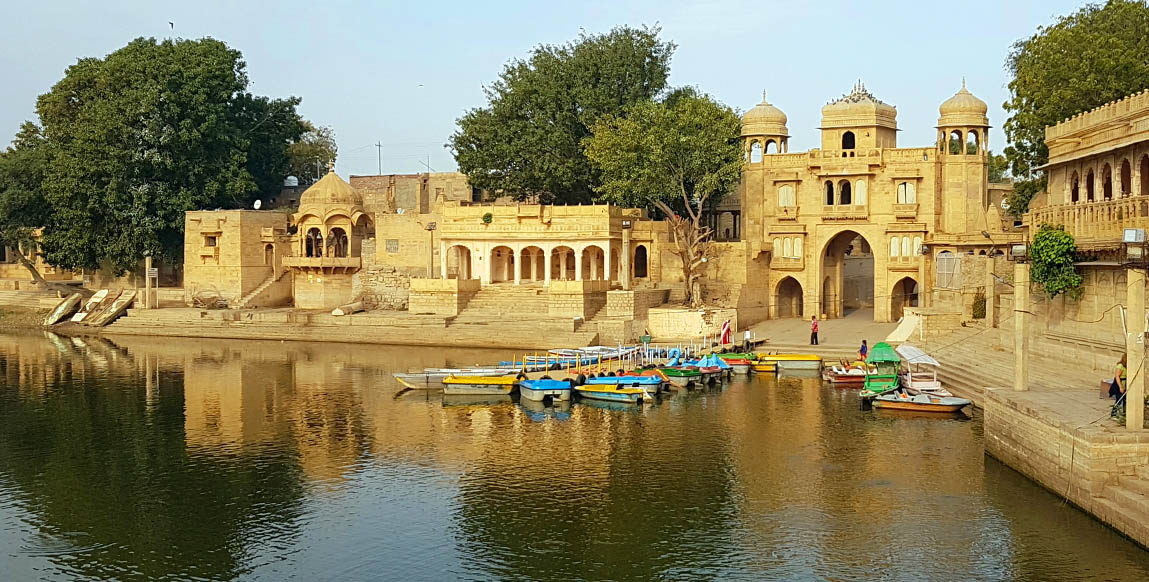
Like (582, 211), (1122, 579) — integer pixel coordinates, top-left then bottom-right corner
(1027, 195), (1149, 244)
(887, 255), (921, 271)
(770, 257), (803, 270)
(822, 205), (869, 220)
(893, 203), (918, 219)
(282, 256), (362, 270)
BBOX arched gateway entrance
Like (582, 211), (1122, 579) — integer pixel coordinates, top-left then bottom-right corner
(775, 277), (804, 318)
(821, 230), (874, 319)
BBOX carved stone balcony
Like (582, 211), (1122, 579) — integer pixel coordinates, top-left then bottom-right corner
(893, 203), (918, 219)
(822, 205), (869, 221)
(282, 256), (362, 273)
(770, 257), (804, 270)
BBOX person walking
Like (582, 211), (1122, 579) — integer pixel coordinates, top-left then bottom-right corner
(810, 316), (819, 346)
(1110, 354), (1128, 419)
(859, 339), (868, 361)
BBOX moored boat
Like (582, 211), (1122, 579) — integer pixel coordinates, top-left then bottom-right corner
(586, 374), (664, 393)
(71, 289), (108, 323)
(658, 367), (702, 389)
(574, 384), (653, 404)
(519, 378), (573, 402)
(754, 353), (823, 370)
(44, 293), (82, 326)
(895, 344), (952, 396)
(751, 359), (776, 373)
(87, 290), (136, 327)
(859, 342), (902, 398)
(442, 374), (518, 396)
(872, 390), (971, 413)
(822, 363), (870, 384)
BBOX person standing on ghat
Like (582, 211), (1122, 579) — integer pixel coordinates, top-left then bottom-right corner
(810, 316), (819, 346)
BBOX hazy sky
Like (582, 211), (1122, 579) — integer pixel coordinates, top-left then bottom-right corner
(2, 0), (1085, 177)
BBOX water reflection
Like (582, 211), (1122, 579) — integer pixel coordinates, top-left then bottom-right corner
(0, 331), (1146, 581)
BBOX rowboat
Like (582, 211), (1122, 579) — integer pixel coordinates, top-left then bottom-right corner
(859, 342), (902, 398)
(519, 378), (573, 402)
(44, 293), (82, 326)
(395, 368), (517, 388)
(822, 363), (870, 384)
(71, 289), (108, 323)
(895, 344), (952, 397)
(872, 390), (971, 413)
(87, 290), (136, 326)
(442, 375), (518, 396)
(754, 353), (823, 370)
(574, 384), (653, 404)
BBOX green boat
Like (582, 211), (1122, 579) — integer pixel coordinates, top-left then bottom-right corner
(658, 367), (702, 389)
(859, 342), (901, 398)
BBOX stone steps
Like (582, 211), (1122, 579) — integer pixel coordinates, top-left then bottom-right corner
(1121, 474), (1149, 498)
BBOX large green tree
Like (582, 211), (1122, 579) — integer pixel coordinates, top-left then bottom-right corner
(1003, 0), (1149, 213)
(287, 121), (338, 185)
(0, 123), (51, 283)
(585, 88), (743, 307)
(33, 37), (304, 273)
(449, 26), (675, 204)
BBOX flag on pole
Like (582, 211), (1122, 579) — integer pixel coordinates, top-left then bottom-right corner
(720, 320), (732, 344)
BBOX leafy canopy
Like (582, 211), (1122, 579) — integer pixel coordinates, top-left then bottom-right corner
(287, 121), (338, 185)
(34, 37), (305, 273)
(1030, 223), (1083, 298)
(0, 123), (50, 255)
(449, 26), (674, 204)
(1002, 0), (1149, 212)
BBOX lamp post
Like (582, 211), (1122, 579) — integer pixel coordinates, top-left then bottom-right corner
(425, 222), (437, 279)
(621, 219), (633, 291)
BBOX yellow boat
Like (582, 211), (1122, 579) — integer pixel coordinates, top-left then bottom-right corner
(753, 353), (822, 371)
(442, 375), (518, 396)
(751, 361), (776, 373)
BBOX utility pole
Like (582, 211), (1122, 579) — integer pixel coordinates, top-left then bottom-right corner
(375, 142), (383, 175)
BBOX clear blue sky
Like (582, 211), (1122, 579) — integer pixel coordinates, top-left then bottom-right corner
(2, 0), (1085, 177)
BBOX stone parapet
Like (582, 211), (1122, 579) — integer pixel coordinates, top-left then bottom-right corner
(408, 278), (480, 317)
(547, 281), (608, 319)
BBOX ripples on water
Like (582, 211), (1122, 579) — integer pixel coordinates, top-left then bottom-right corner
(0, 331), (1147, 581)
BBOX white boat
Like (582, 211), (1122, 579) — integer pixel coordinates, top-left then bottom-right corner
(44, 293), (82, 326)
(71, 289), (109, 322)
(394, 368), (517, 388)
(88, 290), (136, 326)
(895, 344), (952, 397)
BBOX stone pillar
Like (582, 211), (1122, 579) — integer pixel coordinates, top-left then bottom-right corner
(514, 249), (522, 285)
(985, 257), (996, 327)
(604, 243), (612, 284)
(1127, 268), (1146, 430)
(622, 228), (631, 291)
(918, 253), (929, 309)
(575, 250), (583, 281)
(544, 251), (552, 286)
(1014, 262), (1030, 391)
(440, 243), (448, 279)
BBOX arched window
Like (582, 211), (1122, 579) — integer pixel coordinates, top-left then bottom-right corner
(305, 228), (323, 257)
(913, 236), (922, 256)
(328, 227), (349, 258)
(890, 238), (900, 257)
(825, 181), (835, 205)
(793, 238), (803, 258)
(773, 237), (781, 256)
(1142, 155), (1149, 197)
(842, 131), (855, 150)
(949, 130), (963, 155)
(897, 181), (917, 204)
(966, 130), (979, 155)
(765, 140), (778, 154)
(749, 141), (763, 163)
(264, 243), (274, 266)
(634, 245), (648, 278)
(854, 180), (867, 206)
(901, 236), (911, 257)
(1070, 171), (1079, 203)
(838, 180), (852, 205)
(1121, 160), (1132, 196)
(778, 184), (795, 207)
(1102, 163), (1113, 199)
(783, 238), (793, 258)
(1086, 169), (1095, 201)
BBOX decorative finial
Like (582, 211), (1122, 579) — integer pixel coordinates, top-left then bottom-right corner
(762, 89), (767, 103)
(962, 77), (967, 90)
(328, 160), (335, 173)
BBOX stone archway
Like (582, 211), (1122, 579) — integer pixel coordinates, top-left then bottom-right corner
(820, 230), (875, 319)
(520, 246), (544, 282)
(447, 245), (472, 280)
(891, 276), (919, 320)
(581, 245), (605, 280)
(551, 246), (575, 281)
(490, 246), (515, 283)
(776, 276), (804, 319)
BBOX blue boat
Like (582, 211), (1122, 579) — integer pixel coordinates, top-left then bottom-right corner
(584, 375), (665, 392)
(519, 378), (573, 402)
(575, 383), (653, 404)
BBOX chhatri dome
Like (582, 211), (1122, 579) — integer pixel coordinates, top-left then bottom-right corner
(741, 91), (789, 137)
(299, 163), (364, 208)
(820, 80), (897, 129)
(938, 79), (989, 127)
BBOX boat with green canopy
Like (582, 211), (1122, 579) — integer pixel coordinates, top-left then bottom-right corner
(859, 341), (901, 399)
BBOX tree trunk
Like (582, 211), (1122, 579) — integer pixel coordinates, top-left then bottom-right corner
(11, 245), (47, 286)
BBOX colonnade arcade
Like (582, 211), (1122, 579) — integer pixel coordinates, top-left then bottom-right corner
(441, 240), (649, 286)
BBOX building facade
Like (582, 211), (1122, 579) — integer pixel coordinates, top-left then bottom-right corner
(739, 81), (1018, 322)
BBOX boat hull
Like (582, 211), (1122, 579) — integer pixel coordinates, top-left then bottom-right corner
(871, 399), (967, 413)
(822, 372), (866, 384)
(44, 293), (82, 326)
(575, 387), (647, 404)
(519, 387), (572, 402)
(442, 375), (517, 396)
(752, 362), (776, 373)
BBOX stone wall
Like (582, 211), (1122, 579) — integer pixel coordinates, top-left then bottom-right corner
(547, 280), (609, 319)
(605, 289), (670, 318)
(648, 307), (738, 341)
(353, 239), (411, 310)
(408, 278), (480, 316)
(984, 388), (1149, 548)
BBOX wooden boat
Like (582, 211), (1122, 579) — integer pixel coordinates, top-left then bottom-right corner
(754, 353), (823, 370)
(441, 374), (518, 396)
(872, 390), (971, 413)
(72, 289), (110, 323)
(44, 293), (82, 326)
(859, 342), (902, 398)
(395, 368), (516, 387)
(574, 383), (653, 405)
(822, 362), (870, 384)
(519, 378), (573, 402)
(87, 290), (136, 326)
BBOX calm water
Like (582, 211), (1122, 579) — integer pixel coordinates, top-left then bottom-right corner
(1, 332), (1148, 581)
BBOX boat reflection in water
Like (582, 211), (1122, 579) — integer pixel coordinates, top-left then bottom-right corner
(519, 397), (572, 422)
(0, 331), (1147, 581)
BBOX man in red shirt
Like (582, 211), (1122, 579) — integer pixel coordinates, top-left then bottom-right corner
(810, 316), (819, 345)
